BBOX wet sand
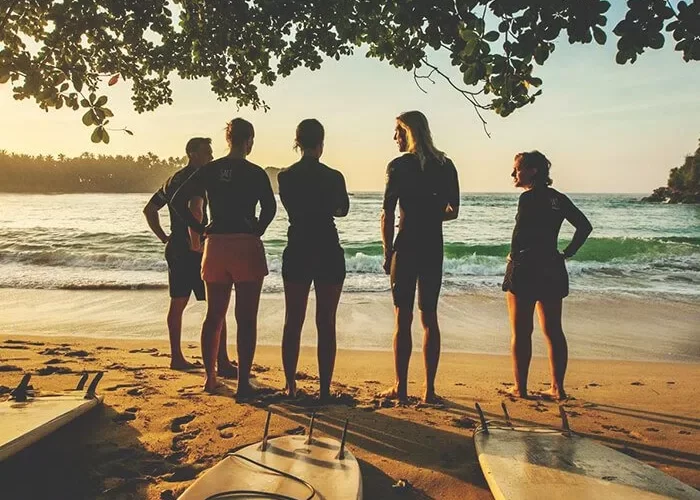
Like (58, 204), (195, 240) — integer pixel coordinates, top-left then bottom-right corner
(0, 334), (698, 499)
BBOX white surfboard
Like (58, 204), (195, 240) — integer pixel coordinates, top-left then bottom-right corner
(473, 403), (700, 500)
(180, 412), (363, 500)
(0, 372), (104, 462)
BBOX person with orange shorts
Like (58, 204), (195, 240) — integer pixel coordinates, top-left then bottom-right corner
(171, 118), (276, 397)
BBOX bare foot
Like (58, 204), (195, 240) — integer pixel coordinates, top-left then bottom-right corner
(504, 385), (533, 399)
(171, 359), (202, 371)
(204, 379), (227, 394)
(537, 387), (567, 401)
(422, 391), (444, 405)
(377, 386), (408, 402)
(217, 362), (238, 379)
(236, 382), (257, 402)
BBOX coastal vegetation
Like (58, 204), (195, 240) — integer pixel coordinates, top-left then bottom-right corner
(642, 138), (700, 203)
(0, 150), (281, 193)
(2, 1), (697, 141)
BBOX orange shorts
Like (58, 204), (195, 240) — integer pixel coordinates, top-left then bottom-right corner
(201, 234), (268, 284)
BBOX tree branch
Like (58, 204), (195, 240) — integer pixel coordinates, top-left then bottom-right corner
(0, 0), (20, 33)
(419, 58), (491, 138)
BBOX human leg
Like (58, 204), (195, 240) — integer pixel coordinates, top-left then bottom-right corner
(379, 251), (416, 401)
(217, 318), (238, 378)
(281, 280), (312, 397)
(315, 282), (343, 400)
(536, 298), (568, 400)
(201, 282), (232, 392)
(233, 279), (264, 398)
(167, 297), (191, 369)
(506, 291), (536, 398)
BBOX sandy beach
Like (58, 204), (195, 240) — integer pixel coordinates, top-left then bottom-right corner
(0, 290), (698, 499)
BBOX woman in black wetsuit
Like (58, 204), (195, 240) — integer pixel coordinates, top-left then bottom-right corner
(171, 118), (277, 397)
(380, 111), (460, 404)
(503, 151), (592, 400)
(278, 119), (349, 401)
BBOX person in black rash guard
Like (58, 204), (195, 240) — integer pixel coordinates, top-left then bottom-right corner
(380, 111), (460, 404)
(143, 137), (236, 375)
(170, 118), (277, 397)
(502, 151), (592, 401)
(278, 119), (349, 401)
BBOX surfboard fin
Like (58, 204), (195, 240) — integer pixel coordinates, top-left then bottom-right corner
(260, 410), (272, 452)
(305, 412), (316, 445)
(501, 402), (511, 426)
(475, 402), (488, 433)
(559, 405), (572, 436)
(10, 373), (32, 402)
(335, 419), (349, 460)
(75, 372), (89, 391)
(84, 371), (103, 399)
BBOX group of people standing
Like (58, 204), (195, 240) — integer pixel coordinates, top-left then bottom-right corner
(144, 110), (592, 403)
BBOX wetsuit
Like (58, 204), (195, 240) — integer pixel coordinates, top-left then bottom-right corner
(170, 156), (277, 283)
(502, 187), (592, 300)
(278, 156), (349, 284)
(148, 164), (207, 300)
(383, 153), (460, 312)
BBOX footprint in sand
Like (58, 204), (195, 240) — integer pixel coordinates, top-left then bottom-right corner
(105, 383), (141, 392)
(0, 345), (30, 350)
(113, 411), (137, 423)
(126, 387), (145, 396)
(454, 382), (466, 386)
(0, 365), (22, 372)
(216, 422), (236, 431)
(452, 416), (476, 429)
(5, 340), (44, 347)
(171, 413), (196, 432)
(646, 427), (660, 432)
(36, 366), (74, 376)
(585, 382), (601, 388)
(44, 358), (68, 365)
(679, 430), (692, 435)
(171, 429), (201, 451)
(630, 381), (644, 386)
(95, 346), (117, 351)
(161, 464), (203, 482)
(129, 348), (158, 354)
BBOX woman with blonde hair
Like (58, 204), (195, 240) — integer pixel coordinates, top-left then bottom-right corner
(380, 110), (460, 403)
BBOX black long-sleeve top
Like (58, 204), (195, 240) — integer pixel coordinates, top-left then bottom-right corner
(171, 156), (276, 236)
(510, 187), (592, 260)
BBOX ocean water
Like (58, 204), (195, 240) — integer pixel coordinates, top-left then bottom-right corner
(0, 192), (699, 299)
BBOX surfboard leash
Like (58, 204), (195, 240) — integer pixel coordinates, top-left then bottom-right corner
(204, 452), (317, 500)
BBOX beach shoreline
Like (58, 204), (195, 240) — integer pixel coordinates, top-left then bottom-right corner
(0, 334), (698, 499)
(1, 287), (698, 363)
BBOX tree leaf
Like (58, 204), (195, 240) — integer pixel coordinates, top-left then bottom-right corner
(483, 31), (499, 42)
(91, 127), (102, 143)
(102, 129), (110, 144)
(125, 129), (134, 136)
(82, 110), (94, 126)
(95, 95), (108, 107)
(593, 26), (607, 45)
(108, 74), (119, 86)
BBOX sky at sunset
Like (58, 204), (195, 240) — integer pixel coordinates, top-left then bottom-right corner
(1, 7), (699, 193)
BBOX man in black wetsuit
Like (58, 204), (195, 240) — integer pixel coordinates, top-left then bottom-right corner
(143, 137), (236, 376)
(380, 111), (460, 404)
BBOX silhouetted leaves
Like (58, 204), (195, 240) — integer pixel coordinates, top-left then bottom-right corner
(0, 0), (697, 135)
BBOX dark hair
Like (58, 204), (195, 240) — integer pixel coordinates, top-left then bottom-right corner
(226, 118), (254, 148)
(515, 150), (553, 186)
(185, 137), (211, 157)
(294, 119), (324, 151)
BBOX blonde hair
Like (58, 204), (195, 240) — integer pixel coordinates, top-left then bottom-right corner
(396, 111), (446, 168)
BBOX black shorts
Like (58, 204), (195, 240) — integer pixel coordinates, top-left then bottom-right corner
(502, 253), (569, 301)
(282, 244), (346, 285)
(165, 241), (205, 300)
(390, 246), (443, 312)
